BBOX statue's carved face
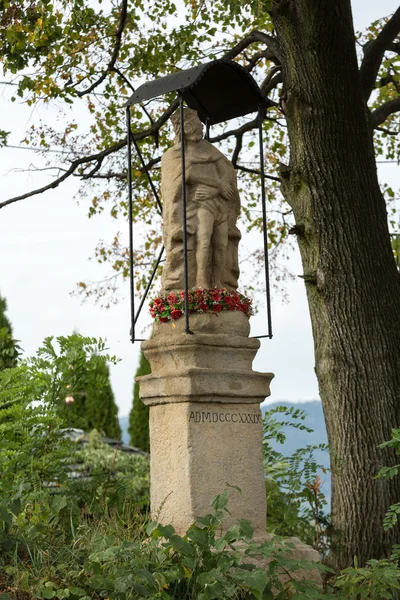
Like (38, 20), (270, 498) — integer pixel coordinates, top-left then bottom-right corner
(171, 109), (203, 142)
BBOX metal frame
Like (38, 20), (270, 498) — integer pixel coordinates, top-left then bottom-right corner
(178, 93), (194, 335)
(127, 103), (273, 343)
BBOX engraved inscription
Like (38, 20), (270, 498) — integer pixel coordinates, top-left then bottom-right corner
(188, 411), (262, 424)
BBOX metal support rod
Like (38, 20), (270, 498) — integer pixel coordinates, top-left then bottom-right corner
(205, 118), (210, 141)
(126, 107), (136, 343)
(129, 131), (163, 216)
(258, 105), (273, 339)
(134, 245), (165, 325)
(179, 93), (193, 335)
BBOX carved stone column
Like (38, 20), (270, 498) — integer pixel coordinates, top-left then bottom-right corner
(138, 311), (274, 537)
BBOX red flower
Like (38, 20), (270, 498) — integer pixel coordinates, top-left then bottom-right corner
(212, 303), (223, 312)
(167, 293), (178, 305)
(171, 309), (183, 320)
(150, 289), (252, 322)
(224, 296), (235, 309)
(180, 291), (193, 302)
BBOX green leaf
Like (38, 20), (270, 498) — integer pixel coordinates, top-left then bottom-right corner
(40, 589), (56, 599)
(155, 523), (175, 539)
(68, 588), (86, 598)
(0, 505), (12, 526)
(52, 495), (68, 513)
(187, 526), (208, 547)
(211, 490), (229, 511)
(235, 569), (270, 599)
(133, 582), (150, 597)
(238, 518), (254, 539)
(169, 534), (195, 557)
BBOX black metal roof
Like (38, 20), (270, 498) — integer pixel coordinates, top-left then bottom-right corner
(126, 59), (270, 125)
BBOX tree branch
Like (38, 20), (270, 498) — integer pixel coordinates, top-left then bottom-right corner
(235, 164), (280, 181)
(388, 41), (400, 53)
(0, 140), (125, 209)
(376, 125), (399, 135)
(75, 0), (128, 97)
(244, 50), (278, 72)
(223, 30), (281, 63)
(371, 97), (400, 128)
(359, 7), (400, 101)
(85, 156), (162, 180)
(209, 117), (259, 143)
(2, 28), (282, 209)
(260, 67), (283, 95)
(231, 134), (243, 166)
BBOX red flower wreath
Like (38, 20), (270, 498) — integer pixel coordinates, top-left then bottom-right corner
(149, 288), (254, 323)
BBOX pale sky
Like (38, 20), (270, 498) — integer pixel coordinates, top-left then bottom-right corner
(0, 0), (399, 417)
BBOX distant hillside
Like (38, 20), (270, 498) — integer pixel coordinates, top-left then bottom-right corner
(263, 401), (328, 455)
(120, 400), (330, 503)
(263, 401), (330, 503)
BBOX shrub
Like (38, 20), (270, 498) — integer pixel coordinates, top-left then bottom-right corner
(262, 405), (331, 554)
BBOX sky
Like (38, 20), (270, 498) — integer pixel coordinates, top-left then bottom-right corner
(0, 0), (399, 418)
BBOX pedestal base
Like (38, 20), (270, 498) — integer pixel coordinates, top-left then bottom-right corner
(149, 401), (266, 535)
(138, 312), (273, 536)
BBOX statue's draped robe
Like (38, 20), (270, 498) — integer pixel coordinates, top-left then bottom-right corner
(161, 138), (241, 292)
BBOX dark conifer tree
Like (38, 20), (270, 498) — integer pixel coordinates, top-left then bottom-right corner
(63, 354), (120, 439)
(128, 351), (151, 452)
(0, 293), (20, 370)
(84, 359), (120, 439)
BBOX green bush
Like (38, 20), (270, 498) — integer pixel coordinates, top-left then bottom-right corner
(0, 336), (149, 563)
(262, 405), (331, 554)
(3, 339), (400, 599)
(2, 489), (332, 600)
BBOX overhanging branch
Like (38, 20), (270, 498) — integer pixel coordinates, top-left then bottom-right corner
(371, 97), (400, 127)
(74, 0), (128, 97)
(2, 33), (281, 209)
(223, 30), (281, 63)
(360, 7), (400, 101)
(0, 141), (124, 209)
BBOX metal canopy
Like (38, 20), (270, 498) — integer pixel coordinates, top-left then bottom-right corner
(126, 59), (270, 125)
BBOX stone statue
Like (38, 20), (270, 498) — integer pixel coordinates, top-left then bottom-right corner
(160, 108), (241, 292)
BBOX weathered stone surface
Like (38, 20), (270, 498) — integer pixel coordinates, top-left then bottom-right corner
(137, 311), (272, 532)
(140, 312), (273, 406)
(148, 401), (267, 536)
(161, 108), (241, 292)
(240, 534), (323, 587)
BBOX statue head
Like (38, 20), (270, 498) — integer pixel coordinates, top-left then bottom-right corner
(171, 108), (203, 143)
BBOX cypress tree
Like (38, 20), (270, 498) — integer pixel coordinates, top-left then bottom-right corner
(84, 359), (121, 439)
(0, 293), (19, 370)
(128, 351), (151, 452)
(62, 350), (120, 439)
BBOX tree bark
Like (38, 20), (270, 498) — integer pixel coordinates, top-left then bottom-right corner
(270, 0), (400, 569)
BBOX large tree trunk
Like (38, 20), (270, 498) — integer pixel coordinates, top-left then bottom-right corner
(270, 0), (400, 569)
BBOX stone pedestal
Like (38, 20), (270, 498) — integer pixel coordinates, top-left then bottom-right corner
(138, 311), (274, 536)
